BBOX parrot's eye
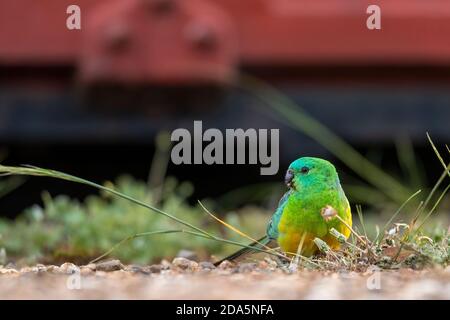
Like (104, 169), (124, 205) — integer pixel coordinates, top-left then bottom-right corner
(300, 166), (310, 174)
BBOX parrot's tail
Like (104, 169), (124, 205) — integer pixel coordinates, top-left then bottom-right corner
(214, 236), (274, 266)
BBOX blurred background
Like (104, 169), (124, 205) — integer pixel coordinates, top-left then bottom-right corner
(0, 0), (449, 264)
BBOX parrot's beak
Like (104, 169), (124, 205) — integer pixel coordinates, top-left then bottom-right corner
(285, 169), (294, 189)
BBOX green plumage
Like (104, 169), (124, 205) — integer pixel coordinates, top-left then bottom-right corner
(216, 157), (352, 265)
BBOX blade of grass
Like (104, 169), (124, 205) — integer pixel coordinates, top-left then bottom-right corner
(414, 183), (450, 233)
(411, 162), (449, 227)
(427, 133), (450, 179)
(355, 204), (375, 259)
(147, 131), (171, 205)
(409, 201), (424, 229)
(289, 232), (307, 271)
(414, 133), (450, 231)
(356, 205), (369, 241)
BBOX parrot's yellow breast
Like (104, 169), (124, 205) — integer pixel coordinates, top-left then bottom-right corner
(277, 203), (352, 257)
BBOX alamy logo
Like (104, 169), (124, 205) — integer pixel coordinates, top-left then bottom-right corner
(66, 267), (81, 290)
(366, 266), (381, 290)
(170, 121), (279, 175)
(366, 5), (381, 30)
(66, 5), (81, 30)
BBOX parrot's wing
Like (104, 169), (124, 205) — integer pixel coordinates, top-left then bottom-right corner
(266, 190), (291, 240)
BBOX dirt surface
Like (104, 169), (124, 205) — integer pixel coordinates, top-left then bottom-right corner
(1, 258), (449, 299)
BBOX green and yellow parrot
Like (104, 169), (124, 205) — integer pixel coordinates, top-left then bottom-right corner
(217, 157), (352, 264)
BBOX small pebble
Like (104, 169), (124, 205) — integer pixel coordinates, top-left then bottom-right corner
(238, 263), (257, 273)
(5, 262), (17, 270)
(80, 266), (95, 276)
(20, 267), (33, 273)
(0, 268), (18, 275)
(35, 264), (47, 273)
(199, 261), (216, 270)
(160, 259), (172, 270)
(264, 257), (279, 268)
(217, 260), (234, 270)
(46, 265), (60, 273)
(125, 265), (150, 275)
(172, 257), (198, 272)
(149, 264), (162, 274)
(84, 263), (97, 271)
(95, 260), (124, 272)
(59, 262), (79, 274)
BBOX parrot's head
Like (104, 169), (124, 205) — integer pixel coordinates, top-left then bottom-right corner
(284, 157), (340, 192)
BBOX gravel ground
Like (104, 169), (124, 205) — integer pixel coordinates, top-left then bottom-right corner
(1, 258), (449, 299)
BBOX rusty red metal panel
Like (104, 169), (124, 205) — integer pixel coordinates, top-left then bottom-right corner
(0, 0), (101, 64)
(1, 0), (450, 85)
(215, 0), (450, 65)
